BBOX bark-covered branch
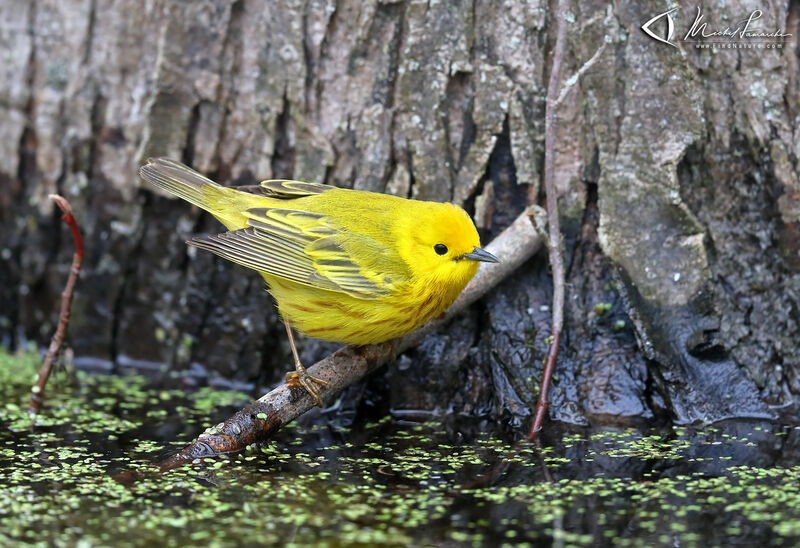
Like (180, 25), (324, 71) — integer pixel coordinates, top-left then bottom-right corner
(158, 205), (545, 470)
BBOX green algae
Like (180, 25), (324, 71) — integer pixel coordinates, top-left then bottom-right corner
(2, 348), (800, 546)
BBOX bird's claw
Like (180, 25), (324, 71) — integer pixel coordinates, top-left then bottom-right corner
(285, 366), (329, 407)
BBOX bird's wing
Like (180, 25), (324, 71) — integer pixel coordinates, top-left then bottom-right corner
(258, 179), (336, 198)
(188, 207), (408, 299)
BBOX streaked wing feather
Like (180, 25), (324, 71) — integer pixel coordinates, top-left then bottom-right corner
(304, 237), (386, 296)
(258, 179), (334, 198)
(232, 185), (274, 197)
(189, 206), (403, 299)
(189, 229), (318, 281)
(247, 208), (334, 240)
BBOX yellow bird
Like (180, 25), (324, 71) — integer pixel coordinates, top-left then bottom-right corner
(139, 158), (498, 405)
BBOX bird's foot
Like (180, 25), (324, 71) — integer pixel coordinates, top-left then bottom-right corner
(285, 361), (329, 407)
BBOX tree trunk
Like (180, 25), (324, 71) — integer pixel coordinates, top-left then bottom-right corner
(1, 0), (798, 425)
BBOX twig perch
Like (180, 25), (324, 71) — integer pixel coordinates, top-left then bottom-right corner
(30, 195), (84, 414)
(527, 0), (569, 441)
(157, 205), (545, 471)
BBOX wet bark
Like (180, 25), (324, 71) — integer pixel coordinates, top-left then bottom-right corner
(1, 0), (798, 426)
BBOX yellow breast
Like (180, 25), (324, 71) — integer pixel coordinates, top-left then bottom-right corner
(267, 274), (465, 346)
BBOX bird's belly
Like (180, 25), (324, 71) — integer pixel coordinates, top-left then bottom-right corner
(265, 276), (454, 345)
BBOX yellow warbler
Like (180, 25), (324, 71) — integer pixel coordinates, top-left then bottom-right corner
(139, 158), (498, 404)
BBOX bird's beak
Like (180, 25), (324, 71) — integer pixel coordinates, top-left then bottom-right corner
(462, 246), (500, 263)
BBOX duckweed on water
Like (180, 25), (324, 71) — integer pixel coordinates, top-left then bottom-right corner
(2, 347), (800, 546)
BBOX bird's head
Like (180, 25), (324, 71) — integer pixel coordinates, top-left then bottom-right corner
(398, 202), (499, 287)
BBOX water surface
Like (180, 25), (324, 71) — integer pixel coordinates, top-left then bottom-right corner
(2, 349), (799, 546)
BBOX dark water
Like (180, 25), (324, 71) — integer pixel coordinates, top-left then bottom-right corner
(2, 349), (800, 547)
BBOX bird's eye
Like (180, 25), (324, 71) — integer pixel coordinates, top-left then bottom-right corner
(434, 244), (448, 255)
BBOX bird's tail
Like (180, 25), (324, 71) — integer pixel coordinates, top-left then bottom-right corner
(139, 158), (248, 229)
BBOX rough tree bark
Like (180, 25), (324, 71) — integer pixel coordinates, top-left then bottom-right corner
(1, 0), (798, 426)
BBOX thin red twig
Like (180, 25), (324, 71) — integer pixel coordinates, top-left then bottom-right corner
(527, 0), (568, 441)
(29, 195), (84, 414)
